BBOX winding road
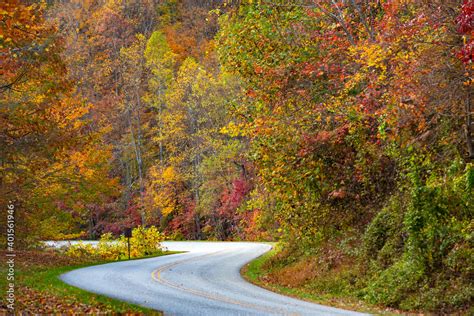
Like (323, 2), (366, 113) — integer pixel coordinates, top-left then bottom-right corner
(58, 241), (367, 315)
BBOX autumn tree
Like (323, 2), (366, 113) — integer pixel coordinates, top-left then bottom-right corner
(1, 1), (118, 243)
(217, 0), (473, 311)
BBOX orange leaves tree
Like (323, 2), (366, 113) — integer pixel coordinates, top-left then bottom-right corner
(0, 1), (119, 244)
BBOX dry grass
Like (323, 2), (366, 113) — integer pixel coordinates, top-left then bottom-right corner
(266, 257), (319, 287)
(1, 249), (97, 269)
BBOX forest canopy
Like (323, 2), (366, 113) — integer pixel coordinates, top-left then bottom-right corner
(1, 0), (473, 313)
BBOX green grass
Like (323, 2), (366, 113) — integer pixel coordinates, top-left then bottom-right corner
(241, 245), (400, 315)
(4, 251), (182, 314)
(241, 244), (278, 283)
(22, 264), (155, 313)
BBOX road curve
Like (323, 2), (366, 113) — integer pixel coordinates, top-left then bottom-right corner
(59, 241), (367, 316)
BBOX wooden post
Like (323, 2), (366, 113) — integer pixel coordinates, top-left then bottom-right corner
(124, 228), (132, 260)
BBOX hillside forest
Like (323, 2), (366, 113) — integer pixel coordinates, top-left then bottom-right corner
(1, 0), (473, 313)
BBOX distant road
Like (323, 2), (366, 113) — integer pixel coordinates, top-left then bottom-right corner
(56, 241), (367, 315)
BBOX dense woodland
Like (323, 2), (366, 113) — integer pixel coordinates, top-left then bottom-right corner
(1, 0), (473, 313)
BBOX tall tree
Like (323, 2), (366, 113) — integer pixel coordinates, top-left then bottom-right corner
(1, 0), (118, 243)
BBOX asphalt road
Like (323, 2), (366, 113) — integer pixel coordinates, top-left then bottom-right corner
(58, 241), (367, 316)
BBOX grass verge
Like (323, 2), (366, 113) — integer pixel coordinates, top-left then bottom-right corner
(1, 249), (181, 314)
(241, 245), (400, 315)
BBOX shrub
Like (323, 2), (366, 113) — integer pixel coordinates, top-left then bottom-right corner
(51, 231), (87, 241)
(65, 242), (99, 259)
(361, 162), (474, 311)
(363, 194), (406, 268)
(65, 226), (165, 260)
(97, 232), (126, 260)
(126, 226), (165, 257)
(363, 257), (425, 307)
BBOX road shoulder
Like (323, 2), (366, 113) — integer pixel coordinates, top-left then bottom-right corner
(240, 245), (400, 315)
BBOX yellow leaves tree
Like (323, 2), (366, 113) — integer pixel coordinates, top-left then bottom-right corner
(144, 30), (177, 167)
(145, 165), (182, 220)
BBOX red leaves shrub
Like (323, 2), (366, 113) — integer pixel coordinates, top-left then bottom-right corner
(456, 1), (474, 34)
(456, 0), (474, 63)
(166, 198), (198, 240)
(218, 177), (250, 218)
(100, 201), (142, 236)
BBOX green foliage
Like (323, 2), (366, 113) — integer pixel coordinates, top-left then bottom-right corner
(405, 162), (472, 271)
(363, 195), (406, 267)
(362, 161), (474, 311)
(363, 258), (425, 307)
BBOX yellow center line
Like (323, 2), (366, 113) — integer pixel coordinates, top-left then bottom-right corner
(150, 251), (299, 315)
